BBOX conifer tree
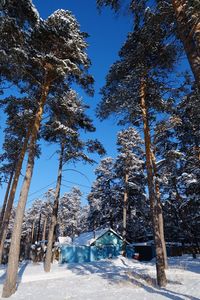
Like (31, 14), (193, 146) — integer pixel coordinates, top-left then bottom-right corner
(58, 187), (82, 238)
(173, 86), (200, 249)
(88, 157), (116, 230)
(96, 8), (178, 286)
(88, 147), (149, 243)
(170, 0), (200, 88)
(79, 205), (90, 233)
(153, 83), (200, 252)
(2, 7), (94, 297)
(115, 127), (145, 255)
(0, 96), (36, 263)
(42, 90), (105, 272)
(96, 0), (200, 88)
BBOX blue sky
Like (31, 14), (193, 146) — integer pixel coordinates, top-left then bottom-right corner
(0, 0), (133, 207)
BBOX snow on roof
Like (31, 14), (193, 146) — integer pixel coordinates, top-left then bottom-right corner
(165, 242), (182, 246)
(73, 228), (122, 246)
(58, 236), (72, 245)
(129, 241), (154, 246)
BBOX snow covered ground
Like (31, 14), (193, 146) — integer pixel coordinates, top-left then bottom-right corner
(0, 255), (199, 300)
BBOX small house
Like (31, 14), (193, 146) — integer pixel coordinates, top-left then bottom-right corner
(129, 241), (155, 261)
(60, 228), (124, 263)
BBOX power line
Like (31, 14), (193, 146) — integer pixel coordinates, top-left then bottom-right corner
(28, 181), (57, 197)
(26, 192), (47, 205)
(62, 179), (90, 189)
(62, 169), (91, 184)
(28, 179), (91, 199)
(61, 184), (89, 196)
(26, 179), (91, 205)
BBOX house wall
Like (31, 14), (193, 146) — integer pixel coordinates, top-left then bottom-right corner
(60, 244), (122, 263)
(94, 231), (123, 247)
(60, 245), (91, 263)
(60, 231), (124, 263)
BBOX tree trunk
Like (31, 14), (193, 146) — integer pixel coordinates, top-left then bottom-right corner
(108, 181), (114, 229)
(0, 126), (32, 264)
(31, 221), (35, 244)
(42, 217), (47, 241)
(140, 77), (167, 287)
(44, 142), (64, 272)
(0, 171), (14, 230)
(36, 213), (41, 243)
(2, 80), (50, 298)
(172, 0), (200, 89)
(151, 151), (168, 269)
(24, 233), (31, 260)
(122, 173), (128, 257)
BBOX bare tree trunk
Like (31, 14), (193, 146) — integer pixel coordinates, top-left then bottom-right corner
(2, 80), (50, 298)
(44, 142), (64, 272)
(140, 77), (167, 287)
(0, 171), (14, 230)
(122, 173), (128, 257)
(36, 213), (41, 243)
(151, 151), (168, 269)
(42, 217), (47, 241)
(0, 127), (32, 264)
(2, 139), (36, 297)
(172, 0), (200, 89)
(31, 221), (35, 244)
(24, 233), (31, 260)
(108, 181), (114, 229)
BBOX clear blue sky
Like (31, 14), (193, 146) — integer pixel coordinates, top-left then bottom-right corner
(0, 0), (133, 207)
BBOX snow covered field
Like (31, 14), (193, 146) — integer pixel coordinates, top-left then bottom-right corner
(0, 255), (199, 300)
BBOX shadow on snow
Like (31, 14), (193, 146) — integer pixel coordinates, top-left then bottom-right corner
(60, 257), (199, 300)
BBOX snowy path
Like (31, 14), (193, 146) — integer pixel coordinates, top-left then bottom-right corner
(0, 256), (199, 300)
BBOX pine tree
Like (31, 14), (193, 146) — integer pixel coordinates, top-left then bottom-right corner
(58, 187), (82, 238)
(96, 0), (200, 88)
(0, 0), (39, 91)
(96, 7), (179, 285)
(115, 127), (146, 255)
(42, 90), (105, 272)
(0, 96), (36, 263)
(88, 140), (149, 244)
(153, 83), (200, 253)
(170, 0), (200, 88)
(88, 157), (116, 230)
(174, 85), (200, 251)
(2, 7), (94, 297)
(79, 205), (90, 233)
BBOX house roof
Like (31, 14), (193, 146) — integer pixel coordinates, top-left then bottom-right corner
(73, 228), (122, 246)
(58, 236), (72, 245)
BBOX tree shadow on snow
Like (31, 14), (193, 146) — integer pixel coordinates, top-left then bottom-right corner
(17, 261), (29, 285)
(0, 261), (29, 287)
(127, 270), (199, 300)
(168, 260), (200, 276)
(60, 258), (199, 300)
